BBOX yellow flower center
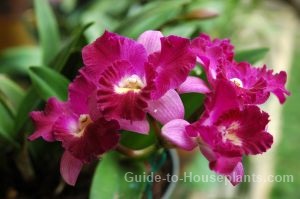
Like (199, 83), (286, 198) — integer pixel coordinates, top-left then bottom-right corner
(114, 75), (144, 94)
(230, 78), (243, 88)
(219, 122), (242, 146)
(76, 114), (92, 137)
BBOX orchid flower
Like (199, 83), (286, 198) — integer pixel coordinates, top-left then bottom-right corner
(28, 30), (290, 188)
(161, 80), (273, 185)
(80, 30), (209, 134)
(29, 71), (120, 185)
(192, 34), (290, 104)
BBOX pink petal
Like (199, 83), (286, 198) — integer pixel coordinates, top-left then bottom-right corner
(55, 118), (120, 163)
(147, 89), (184, 124)
(202, 79), (239, 125)
(88, 90), (103, 121)
(259, 66), (290, 104)
(82, 31), (148, 81)
(28, 98), (66, 142)
(150, 35), (196, 99)
(234, 106), (273, 155)
(137, 30), (163, 55)
(191, 34), (234, 82)
(218, 61), (290, 105)
(68, 69), (97, 115)
(53, 114), (79, 142)
(200, 144), (242, 175)
(118, 118), (150, 134)
(227, 162), (244, 186)
(97, 60), (150, 121)
(161, 119), (197, 151)
(219, 61), (270, 104)
(198, 126), (243, 174)
(210, 156), (242, 175)
(177, 76), (210, 94)
(60, 151), (83, 186)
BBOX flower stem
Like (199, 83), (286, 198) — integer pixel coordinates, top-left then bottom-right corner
(116, 144), (157, 159)
(14, 139), (35, 182)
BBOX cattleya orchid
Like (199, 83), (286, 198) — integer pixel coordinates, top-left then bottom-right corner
(192, 34), (290, 104)
(161, 34), (289, 185)
(29, 30), (208, 185)
(29, 96), (120, 185)
(29, 30), (289, 186)
(81, 30), (208, 132)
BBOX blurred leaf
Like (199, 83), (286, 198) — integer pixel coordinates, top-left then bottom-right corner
(0, 102), (19, 147)
(181, 9), (219, 20)
(90, 152), (146, 199)
(121, 124), (157, 150)
(51, 22), (92, 71)
(182, 153), (217, 190)
(14, 23), (91, 135)
(114, 0), (190, 38)
(79, 0), (129, 42)
(34, 0), (60, 64)
(181, 93), (204, 120)
(0, 47), (41, 75)
(29, 66), (69, 101)
(60, 0), (77, 13)
(163, 23), (197, 37)
(235, 48), (269, 64)
(184, 0), (238, 37)
(14, 88), (40, 136)
(0, 75), (25, 115)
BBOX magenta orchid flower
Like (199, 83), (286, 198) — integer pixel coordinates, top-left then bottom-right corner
(192, 34), (290, 104)
(29, 72), (120, 186)
(80, 30), (209, 134)
(161, 80), (273, 185)
(28, 30), (289, 188)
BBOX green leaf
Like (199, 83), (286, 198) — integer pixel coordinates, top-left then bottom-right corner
(14, 88), (40, 135)
(0, 102), (19, 147)
(120, 125), (157, 150)
(114, 0), (190, 38)
(235, 48), (269, 64)
(14, 23), (91, 135)
(181, 93), (205, 120)
(0, 47), (41, 75)
(90, 152), (146, 199)
(50, 22), (93, 71)
(34, 0), (60, 64)
(0, 75), (25, 115)
(29, 66), (69, 101)
(162, 23), (197, 38)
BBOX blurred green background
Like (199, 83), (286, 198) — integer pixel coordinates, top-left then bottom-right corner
(0, 0), (299, 198)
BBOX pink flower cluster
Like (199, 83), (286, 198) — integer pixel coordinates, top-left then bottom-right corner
(161, 34), (290, 185)
(29, 31), (289, 186)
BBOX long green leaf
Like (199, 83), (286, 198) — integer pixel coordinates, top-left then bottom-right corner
(114, 0), (190, 38)
(235, 48), (269, 64)
(0, 75), (25, 115)
(14, 24), (91, 134)
(29, 66), (69, 101)
(90, 152), (146, 199)
(0, 47), (41, 75)
(0, 102), (19, 147)
(34, 0), (60, 64)
(14, 88), (40, 136)
(51, 22), (93, 71)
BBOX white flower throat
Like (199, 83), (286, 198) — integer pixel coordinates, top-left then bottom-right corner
(114, 75), (145, 94)
(219, 121), (242, 146)
(230, 78), (243, 88)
